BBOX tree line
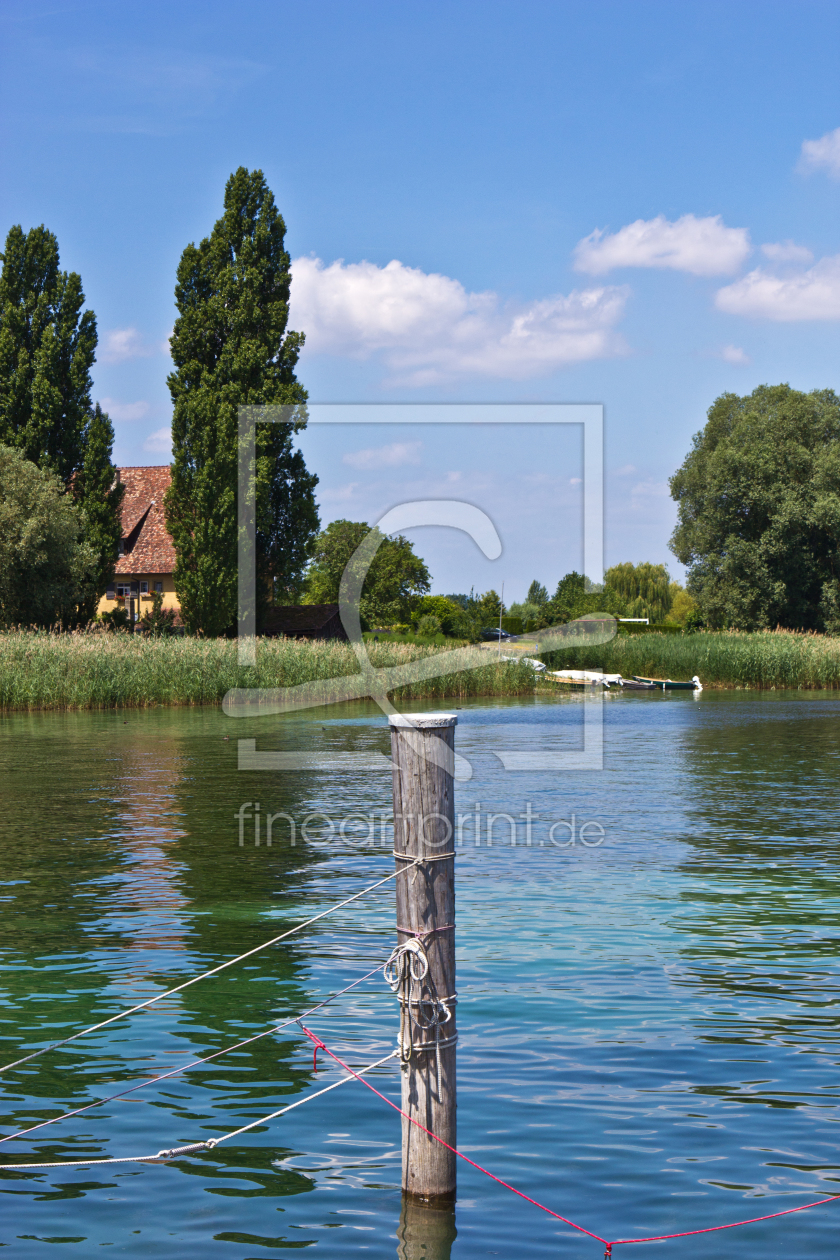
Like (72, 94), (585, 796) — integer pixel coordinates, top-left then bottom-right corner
(2, 167), (838, 635)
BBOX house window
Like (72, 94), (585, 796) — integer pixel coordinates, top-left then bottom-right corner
(140, 581), (149, 594)
(116, 584), (131, 598)
(154, 581), (163, 593)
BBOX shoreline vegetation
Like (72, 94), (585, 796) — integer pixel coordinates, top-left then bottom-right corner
(0, 628), (839, 711)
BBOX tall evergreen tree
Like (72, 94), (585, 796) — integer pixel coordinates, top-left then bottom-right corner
(0, 224), (122, 618)
(165, 167), (319, 636)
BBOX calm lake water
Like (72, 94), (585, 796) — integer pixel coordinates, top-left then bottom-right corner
(1, 691), (840, 1259)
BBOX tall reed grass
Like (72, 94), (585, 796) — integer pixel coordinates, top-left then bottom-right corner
(0, 630), (538, 711)
(543, 628), (840, 690)
(2, 628), (838, 712)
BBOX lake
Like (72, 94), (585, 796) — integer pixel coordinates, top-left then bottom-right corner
(1, 690), (839, 1258)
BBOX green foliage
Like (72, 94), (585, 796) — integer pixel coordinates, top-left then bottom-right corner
(0, 445), (96, 626)
(477, 589), (503, 622)
(604, 561), (674, 621)
(415, 614), (442, 637)
(139, 592), (178, 637)
(526, 580), (549, 606)
(165, 167), (319, 636)
(0, 225), (121, 610)
(74, 404), (124, 620)
(501, 616), (523, 634)
(507, 600), (540, 623)
(543, 571), (626, 625)
(412, 595), (464, 634)
(670, 384), (840, 630)
(99, 607), (130, 632)
(304, 519), (431, 626)
(668, 585), (698, 626)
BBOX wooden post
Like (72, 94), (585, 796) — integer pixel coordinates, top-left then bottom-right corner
(389, 712), (457, 1202)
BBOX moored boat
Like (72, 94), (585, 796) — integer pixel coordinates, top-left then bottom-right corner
(632, 675), (702, 691)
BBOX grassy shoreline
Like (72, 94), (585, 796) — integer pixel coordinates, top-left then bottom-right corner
(542, 627), (840, 691)
(0, 631), (537, 711)
(0, 628), (838, 712)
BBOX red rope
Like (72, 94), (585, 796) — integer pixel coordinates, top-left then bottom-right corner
(298, 1026), (840, 1252)
(299, 1026), (607, 1245)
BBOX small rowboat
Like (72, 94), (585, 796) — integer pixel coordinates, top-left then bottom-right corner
(632, 675), (702, 691)
(619, 678), (659, 690)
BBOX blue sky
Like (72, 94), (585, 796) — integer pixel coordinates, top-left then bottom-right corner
(2, 1), (838, 598)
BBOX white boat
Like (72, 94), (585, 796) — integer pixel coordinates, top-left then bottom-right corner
(500, 655), (547, 672)
(549, 670), (621, 686)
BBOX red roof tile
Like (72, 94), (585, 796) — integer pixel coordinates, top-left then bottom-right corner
(114, 466), (176, 575)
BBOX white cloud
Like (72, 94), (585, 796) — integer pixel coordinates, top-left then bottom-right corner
(614, 464), (637, 476)
(343, 441), (423, 470)
(100, 397), (150, 422)
(573, 214), (750, 276)
(715, 254), (840, 321)
(319, 482), (360, 503)
(291, 256), (628, 383)
(631, 480), (670, 498)
(143, 427), (172, 453)
(719, 344), (751, 366)
(99, 327), (156, 363)
(761, 240), (814, 264)
(799, 126), (840, 178)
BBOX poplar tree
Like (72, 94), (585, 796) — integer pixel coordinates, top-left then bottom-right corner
(165, 167), (319, 636)
(0, 225), (122, 617)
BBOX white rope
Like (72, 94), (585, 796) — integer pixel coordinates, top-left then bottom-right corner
(0, 862), (420, 1075)
(383, 940), (453, 1089)
(215, 1051), (397, 1144)
(0, 961), (389, 1148)
(0, 1052), (398, 1170)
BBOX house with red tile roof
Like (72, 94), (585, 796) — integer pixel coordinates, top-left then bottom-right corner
(97, 467), (179, 622)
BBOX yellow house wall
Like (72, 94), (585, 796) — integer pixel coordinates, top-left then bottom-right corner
(97, 573), (180, 619)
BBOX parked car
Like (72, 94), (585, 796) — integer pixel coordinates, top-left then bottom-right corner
(481, 627), (513, 640)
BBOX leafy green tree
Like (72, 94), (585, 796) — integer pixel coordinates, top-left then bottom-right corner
(604, 561), (673, 621)
(0, 225), (121, 616)
(668, 585), (698, 626)
(139, 591), (177, 637)
(526, 580), (549, 606)
(415, 614), (442, 638)
(304, 519), (430, 627)
(74, 403), (124, 620)
(670, 384), (840, 630)
(165, 167), (319, 636)
(412, 595), (464, 634)
(477, 589), (504, 623)
(0, 445), (96, 625)
(543, 571), (626, 625)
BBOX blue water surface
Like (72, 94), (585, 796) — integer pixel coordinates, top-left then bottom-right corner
(1, 690), (839, 1259)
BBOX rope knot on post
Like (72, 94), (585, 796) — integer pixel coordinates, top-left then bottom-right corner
(384, 938), (454, 1083)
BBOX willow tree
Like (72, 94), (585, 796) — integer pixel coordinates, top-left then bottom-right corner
(0, 225), (122, 617)
(604, 561), (674, 622)
(165, 167), (319, 636)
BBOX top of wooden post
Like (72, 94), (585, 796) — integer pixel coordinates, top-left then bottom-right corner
(388, 713), (458, 729)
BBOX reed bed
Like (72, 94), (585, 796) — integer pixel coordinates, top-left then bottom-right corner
(2, 628), (839, 712)
(0, 630), (538, 711)
(544, 628), (840, 690)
